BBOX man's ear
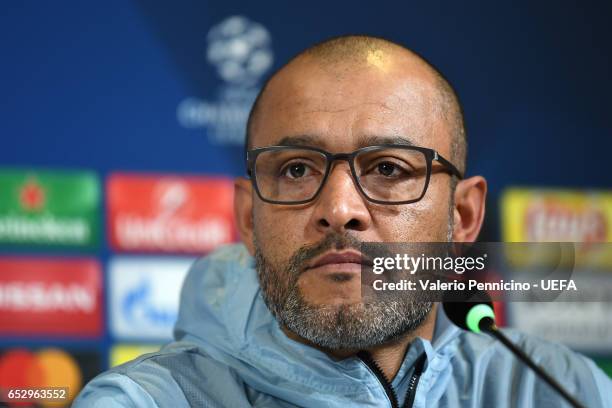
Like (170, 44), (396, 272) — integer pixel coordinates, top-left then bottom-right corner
(452, 176), (487, 242)
(234, 177), (255, 255)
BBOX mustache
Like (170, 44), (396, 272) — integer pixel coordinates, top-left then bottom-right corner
(289, 232), (364, 275)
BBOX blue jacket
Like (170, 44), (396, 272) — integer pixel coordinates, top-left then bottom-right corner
(74, 244), (612, 407)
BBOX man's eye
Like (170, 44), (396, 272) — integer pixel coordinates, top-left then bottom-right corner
(376, 162), (407, 177)
(282, 162), (310, 179)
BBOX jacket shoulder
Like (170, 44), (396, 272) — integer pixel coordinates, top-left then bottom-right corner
(453, 328), (612, 407)
(74, 342), (251, 408)
(73, 371), (164, 408)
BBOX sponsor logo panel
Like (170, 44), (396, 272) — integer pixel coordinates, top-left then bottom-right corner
(508, 297), (612, 353)
(109, 344), (161, 367)
(0, 347), (101, 406)
(501, 188), (612, 267)
(0, 169), (100, 248)
(0, 258), (103, 337)
(107, 174), (234, 253)
(109, 256), (193, 340)
(501, 188), (612, 352)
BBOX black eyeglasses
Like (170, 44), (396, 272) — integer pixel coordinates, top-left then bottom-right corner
(246, 144), (463, 205)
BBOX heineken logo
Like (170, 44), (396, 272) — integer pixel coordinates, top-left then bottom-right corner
(0, 215), (90, 243)
(19, 178), (45, 211)
(0, 169), (100, 248)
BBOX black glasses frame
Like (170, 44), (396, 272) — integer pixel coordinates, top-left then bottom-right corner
(246, 144), (464, 205)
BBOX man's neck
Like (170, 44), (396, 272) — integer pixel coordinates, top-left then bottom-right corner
(282, 304), (438, 381)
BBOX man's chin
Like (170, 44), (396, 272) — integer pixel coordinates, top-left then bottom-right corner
(279, 294), (433, 351)
(297, 273), (363, 305)
(281, 303), (383, 350)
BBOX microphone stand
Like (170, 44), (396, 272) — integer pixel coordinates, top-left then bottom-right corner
(479, 316), (586, 408)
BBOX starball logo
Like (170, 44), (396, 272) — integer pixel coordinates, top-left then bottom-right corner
(206, 15), (273, 87)
(177, 15), (274, 145)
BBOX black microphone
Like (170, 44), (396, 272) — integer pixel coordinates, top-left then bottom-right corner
(443, 296), (586, 408)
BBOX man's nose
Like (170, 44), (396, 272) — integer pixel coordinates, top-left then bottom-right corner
(311, 162), (372, 233)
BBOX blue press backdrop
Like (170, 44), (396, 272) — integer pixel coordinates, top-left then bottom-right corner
(1, 0), (611, 375)
(3, 1), (611, 190)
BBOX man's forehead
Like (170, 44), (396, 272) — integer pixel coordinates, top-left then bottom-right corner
(253, 81), (447, 151)
(266, 54), (437, 104)
(248, 50), (453, 156)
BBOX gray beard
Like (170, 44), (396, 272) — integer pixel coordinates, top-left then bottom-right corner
(255, 232), (437, 350)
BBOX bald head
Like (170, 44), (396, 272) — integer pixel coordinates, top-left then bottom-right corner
(246, 35), (466, 173)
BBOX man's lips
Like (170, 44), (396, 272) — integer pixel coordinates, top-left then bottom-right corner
(305, 250), (373, 273)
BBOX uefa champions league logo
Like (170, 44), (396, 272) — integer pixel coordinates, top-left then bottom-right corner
(177, 15), (274, 145)
(206, 16), (273, 87)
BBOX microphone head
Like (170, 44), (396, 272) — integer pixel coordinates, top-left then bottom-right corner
(443, 290), (496, 333)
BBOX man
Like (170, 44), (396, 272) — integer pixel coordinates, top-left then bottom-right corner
(75, 35), (611, 407)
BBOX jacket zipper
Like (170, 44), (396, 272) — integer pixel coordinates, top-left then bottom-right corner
(403, 353), (426, 408)
(357, 350), (399, 408)
(357, 351), (427, 408)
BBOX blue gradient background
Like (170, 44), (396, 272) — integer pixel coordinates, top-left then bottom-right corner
(1, 0), (610, 375)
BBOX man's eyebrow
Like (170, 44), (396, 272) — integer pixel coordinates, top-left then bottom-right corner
(275, 135), (321, 147)
(271, 134), (415, 148)
(357, 135), (416, 147)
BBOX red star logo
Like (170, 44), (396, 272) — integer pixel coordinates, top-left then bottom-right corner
(20, 178), (45, 211)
